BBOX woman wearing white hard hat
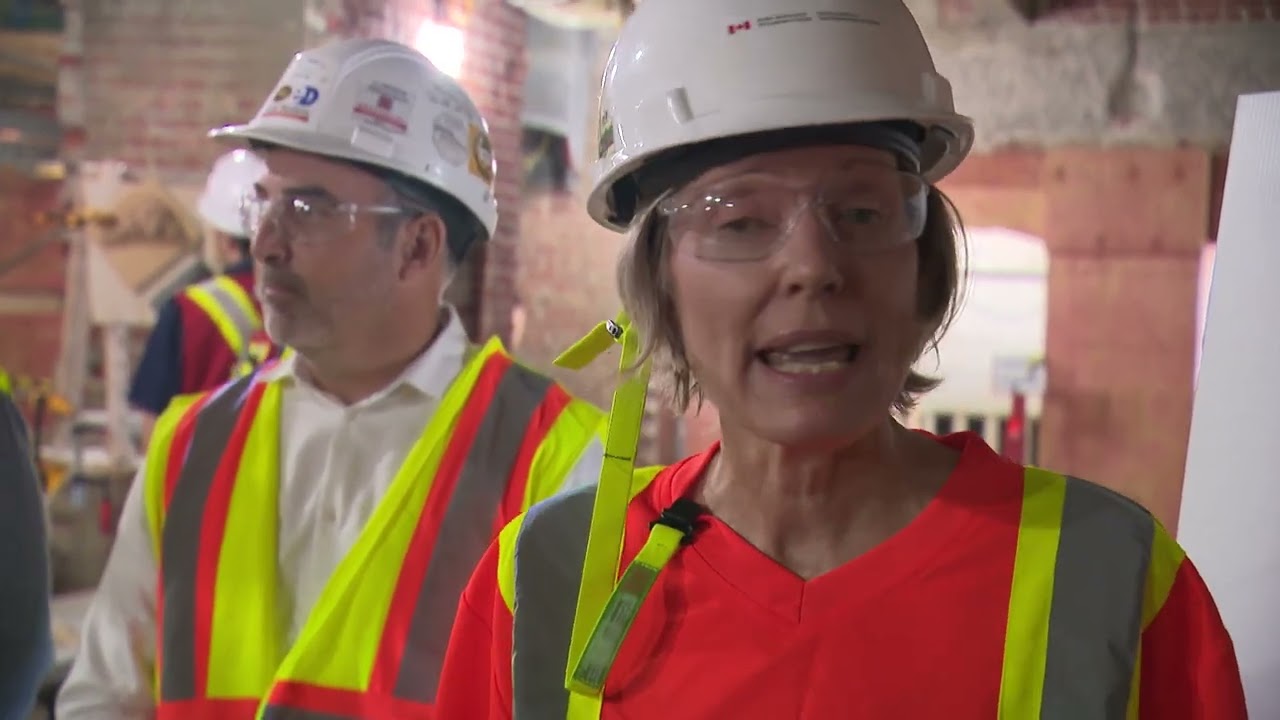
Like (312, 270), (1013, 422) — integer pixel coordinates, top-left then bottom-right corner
(435, 1), (1246, 718)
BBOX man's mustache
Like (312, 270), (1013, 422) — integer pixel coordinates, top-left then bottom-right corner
(257, 270), (306, 296)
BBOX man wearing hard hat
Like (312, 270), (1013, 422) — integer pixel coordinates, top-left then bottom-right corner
(128, 148), (279, 439)
(56, 38), (604, 719)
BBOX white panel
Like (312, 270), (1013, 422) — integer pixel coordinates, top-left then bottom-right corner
(1178, 91), (1280, 718)
(1194, 242), (1216, 386)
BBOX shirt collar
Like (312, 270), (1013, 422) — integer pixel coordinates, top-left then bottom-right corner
(257, 305), (470, 404)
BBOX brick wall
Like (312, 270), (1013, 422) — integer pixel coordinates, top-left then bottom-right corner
(457, 1), (530, 343)
(1, 0), (530, 381)
(0, 0), (306, 386)
(0, 173), (65, 380)
(76, 0), (306, 182)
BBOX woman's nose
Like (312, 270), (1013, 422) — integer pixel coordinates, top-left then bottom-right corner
(775, 207), (846, 297)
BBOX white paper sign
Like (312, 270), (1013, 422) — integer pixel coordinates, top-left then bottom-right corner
(1178, 91), (1280, 718)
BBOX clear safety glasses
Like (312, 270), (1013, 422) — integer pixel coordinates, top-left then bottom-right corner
(240, 195), (408, 242)
(656, 165), (929, 262)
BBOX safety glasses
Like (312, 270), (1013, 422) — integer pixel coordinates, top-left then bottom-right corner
(657, 165), (929, 262)
(241, 195), (408, 242)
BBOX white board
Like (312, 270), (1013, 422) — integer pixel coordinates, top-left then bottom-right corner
(1195, 243), (1216, 386)
(1178, 91), (1280, 717)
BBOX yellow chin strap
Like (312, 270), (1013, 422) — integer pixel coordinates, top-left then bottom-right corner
(553, 312), (651, 715)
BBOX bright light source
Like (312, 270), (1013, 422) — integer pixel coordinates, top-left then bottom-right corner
(415, 20), (466, 79)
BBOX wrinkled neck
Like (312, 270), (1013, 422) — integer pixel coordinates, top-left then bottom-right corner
(696, 420), (956, 579)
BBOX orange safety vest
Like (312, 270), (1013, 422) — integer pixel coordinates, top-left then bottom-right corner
(142, 338), (603, 719)
(497, 467), (1186, 720)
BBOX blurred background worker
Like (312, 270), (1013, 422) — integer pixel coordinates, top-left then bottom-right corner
(435, 0), (1246, 717)
(127, 148), (276, 440)
(57, 38), (604, 720)
(0, 381), (53, 720)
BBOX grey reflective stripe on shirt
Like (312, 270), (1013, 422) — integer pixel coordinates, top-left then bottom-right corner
(511, 484), (598, 720)
(194, 277), (257, 363)
(508, 472), (1155, 719)
(1037, 475), (1152, 720)
(160, 358), (556, 708)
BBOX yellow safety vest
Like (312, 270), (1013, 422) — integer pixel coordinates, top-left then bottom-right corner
(183, 275), (268, 378)
(141, 337), (603, 720)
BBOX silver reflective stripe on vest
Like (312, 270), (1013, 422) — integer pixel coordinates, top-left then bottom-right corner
(398, 362), (552, 703)
(161, 356), (554, 710)
(509, 473), (1154, 719)
(160, 374), (258, 702)
(195, 277), (257, 364)
(1039, 476), (1152, 719)
(511, 484), (598, 720)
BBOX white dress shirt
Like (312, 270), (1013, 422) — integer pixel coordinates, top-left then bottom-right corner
(56, 310), (603, 719)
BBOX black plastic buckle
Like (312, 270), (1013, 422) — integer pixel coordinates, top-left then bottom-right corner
(604, 319), (624, 339)
(650, 498), (706, 545)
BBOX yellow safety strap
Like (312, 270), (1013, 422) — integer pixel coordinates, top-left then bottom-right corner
(0, 368), (10, 396)
(554, 312), (682, 716)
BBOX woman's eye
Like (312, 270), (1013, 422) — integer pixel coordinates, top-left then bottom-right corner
(716, 216), (773, 234)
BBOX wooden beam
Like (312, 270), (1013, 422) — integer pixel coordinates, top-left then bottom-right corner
(0, 291), (61, 314)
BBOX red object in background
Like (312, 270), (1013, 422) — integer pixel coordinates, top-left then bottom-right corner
(99, 495), (114, 535)
(1003, 392), (1026, 464)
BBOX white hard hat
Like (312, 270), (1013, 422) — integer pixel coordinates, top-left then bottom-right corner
(209, 38), (498, 242)
(588, 0), (976, 231)
(198, 149), (267, 237)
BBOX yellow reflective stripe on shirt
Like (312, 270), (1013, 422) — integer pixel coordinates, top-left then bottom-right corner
(999, 467), (1065, 718)
(999, 468), (1153, 720)
(208, 380), (282, 698)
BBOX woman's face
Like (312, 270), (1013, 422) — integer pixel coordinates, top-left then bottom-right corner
(665, 144), (929, 450)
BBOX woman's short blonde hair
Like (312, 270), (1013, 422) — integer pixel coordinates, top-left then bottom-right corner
(616, 185), (967, 415)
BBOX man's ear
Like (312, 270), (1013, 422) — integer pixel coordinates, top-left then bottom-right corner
(398, 212), (449, 280)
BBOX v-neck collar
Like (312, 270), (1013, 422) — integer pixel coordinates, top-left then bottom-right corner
(647, 433), (1020, 624)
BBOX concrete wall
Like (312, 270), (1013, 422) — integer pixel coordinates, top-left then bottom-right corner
(919, 0), (1280, 149)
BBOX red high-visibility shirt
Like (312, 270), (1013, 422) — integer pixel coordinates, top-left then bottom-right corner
(437, 433), (1247, 719)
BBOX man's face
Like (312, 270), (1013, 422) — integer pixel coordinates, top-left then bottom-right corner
(248, 148), (401, 353)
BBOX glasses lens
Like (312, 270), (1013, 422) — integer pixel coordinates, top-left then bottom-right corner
(660, 168), (929, 262)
